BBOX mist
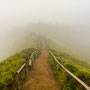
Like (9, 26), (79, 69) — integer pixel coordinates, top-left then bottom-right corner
(0, 0), (90, 63)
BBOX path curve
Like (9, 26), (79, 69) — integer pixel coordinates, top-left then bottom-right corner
(23, 39), (61, 90)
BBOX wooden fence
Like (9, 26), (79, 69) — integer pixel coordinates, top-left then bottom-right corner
(16, 50), (39, 90)
(49, 51), (90, 90)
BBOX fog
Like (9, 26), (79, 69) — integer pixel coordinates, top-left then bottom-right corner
(0, 0), (90, 62)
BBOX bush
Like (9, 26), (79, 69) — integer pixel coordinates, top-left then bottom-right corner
(49, 50), (90, 90)
(0, 48), (36, 90)
(50, 49), (90, 69)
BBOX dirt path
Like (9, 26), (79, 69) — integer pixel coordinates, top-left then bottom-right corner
(23, 39), (61, 90)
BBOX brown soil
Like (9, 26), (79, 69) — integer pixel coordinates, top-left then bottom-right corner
(23, 39), (61, 90)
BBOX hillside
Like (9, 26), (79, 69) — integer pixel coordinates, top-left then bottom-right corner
(0, 48), (37, 90)
(47, 39), (90, 90)
(0, 37), (90, 90)
(0, 33), (38, 62)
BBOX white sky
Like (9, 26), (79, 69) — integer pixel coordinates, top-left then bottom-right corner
(0, 0), (90, 61)
(0, 0), (90, 28)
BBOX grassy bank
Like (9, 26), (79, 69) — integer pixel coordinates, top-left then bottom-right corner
(49, 50), (90, 90)
(0, 48), (37, 90)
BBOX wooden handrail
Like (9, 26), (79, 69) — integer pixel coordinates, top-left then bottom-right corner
(16, 63), (26, 74)
(16, 50), (39, 90)
(49, 51), (90, 90)
(29, 50), (38, 66)
(30, 51), (36, 60)
(16, 63), (27, 90)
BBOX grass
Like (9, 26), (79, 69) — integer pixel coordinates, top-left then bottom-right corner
(51, 50), (90, 69)
(49, 50), (90, 90)
(0, 48), (37, 90)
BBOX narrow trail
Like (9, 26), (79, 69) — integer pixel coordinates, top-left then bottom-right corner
(23, 39), (61, 90)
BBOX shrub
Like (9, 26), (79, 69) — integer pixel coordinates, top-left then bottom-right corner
(49, 50), (90, 90)
(0, 48), (36, 90)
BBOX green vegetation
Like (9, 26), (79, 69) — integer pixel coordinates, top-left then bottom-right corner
(51, 50), (90, 69)
(0, 48), (36, 90)
(49, 50), (90, 90)
(47, 39), (90, 64)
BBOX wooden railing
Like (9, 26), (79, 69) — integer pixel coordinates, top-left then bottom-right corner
(49, 51), (90, 90)
(29, 50), (39, 66)
(16, 50), (39, 90)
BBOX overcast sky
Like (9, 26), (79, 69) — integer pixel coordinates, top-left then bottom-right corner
(0, 0), (90, 29)
(0, 0), (90, 62)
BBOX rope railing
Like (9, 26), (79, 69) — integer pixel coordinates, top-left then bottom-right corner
(49, 51), (90, 90)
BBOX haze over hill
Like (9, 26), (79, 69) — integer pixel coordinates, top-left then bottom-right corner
(0, 31), (38, 61)
(0, 24), (90, 63)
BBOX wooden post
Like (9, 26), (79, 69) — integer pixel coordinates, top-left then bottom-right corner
(29, 59), (32, 66)
(25, 64), (27, 80)
(36, 51), (38, 58)
(57, 64), (60, 70)
(65, 71), (68, 82)
(33, 55), (34, 62)
(32, 56), (34, 65)
(16, 74), (19, 90)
